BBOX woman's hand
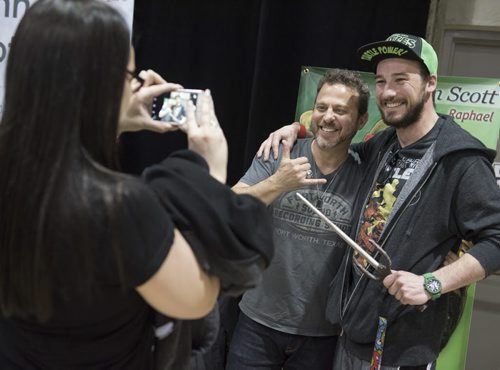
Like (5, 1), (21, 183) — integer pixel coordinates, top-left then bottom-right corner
(118, 69), (183, 135)
(183, 90), (228, 183)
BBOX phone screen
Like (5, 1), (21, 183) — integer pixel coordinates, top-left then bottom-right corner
(151, 89), (202, 125)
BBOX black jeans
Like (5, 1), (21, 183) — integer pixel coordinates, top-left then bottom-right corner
(226, 313), (337, 370)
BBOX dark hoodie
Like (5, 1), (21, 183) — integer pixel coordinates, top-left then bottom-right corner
(327, 115), (500, 366)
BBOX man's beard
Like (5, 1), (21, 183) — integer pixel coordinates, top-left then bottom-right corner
(315, 135), (338, 150)
(379, 92), (426, 128)
(312, 121), (357, 151)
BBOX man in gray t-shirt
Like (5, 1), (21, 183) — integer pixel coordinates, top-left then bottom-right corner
(227, 69), (370, 370)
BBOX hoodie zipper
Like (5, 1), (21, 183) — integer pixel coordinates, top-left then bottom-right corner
(340, 160), (438, 320)
(339, 148), (386, 319)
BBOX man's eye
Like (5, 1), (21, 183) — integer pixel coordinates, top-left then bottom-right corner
(315, 106), (327, 112)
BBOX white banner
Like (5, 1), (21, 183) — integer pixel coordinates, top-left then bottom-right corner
(0, 0), (135, 116)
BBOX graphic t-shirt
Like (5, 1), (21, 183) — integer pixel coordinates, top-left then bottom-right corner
(238, 138), (366, 336)
(354, 122), (442, 273)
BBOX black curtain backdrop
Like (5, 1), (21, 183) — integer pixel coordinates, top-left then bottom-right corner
(120, 0), (430, 185)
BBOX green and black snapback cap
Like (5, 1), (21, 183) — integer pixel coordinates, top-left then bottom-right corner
(357, 33), (438, 75)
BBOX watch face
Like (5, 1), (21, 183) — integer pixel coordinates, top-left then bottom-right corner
(425, 280), (441, 294)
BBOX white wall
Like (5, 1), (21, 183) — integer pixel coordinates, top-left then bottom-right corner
(445, 0), (500, 27)
(0, 0), (135, 117)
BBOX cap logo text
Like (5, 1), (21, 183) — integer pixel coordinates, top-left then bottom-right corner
(361, 46), (408, 61)
(386, 34), (417, 48)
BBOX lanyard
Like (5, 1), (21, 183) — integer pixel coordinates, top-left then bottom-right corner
(370, 316), (387, 370)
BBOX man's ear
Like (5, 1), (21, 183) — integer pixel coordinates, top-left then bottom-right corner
(357, 112), (369, 131)
(427, 74), (438, 93)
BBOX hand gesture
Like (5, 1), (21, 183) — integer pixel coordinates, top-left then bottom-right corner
(184, 90), (228, 183)
(118, 69), (183, 135)
(270, 141), (326, 192)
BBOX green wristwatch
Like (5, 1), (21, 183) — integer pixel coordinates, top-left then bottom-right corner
(423, 273), (442, 300)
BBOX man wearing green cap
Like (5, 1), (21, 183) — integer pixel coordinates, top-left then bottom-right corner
(256, 33), (500, 369)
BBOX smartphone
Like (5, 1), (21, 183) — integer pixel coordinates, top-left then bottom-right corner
(151, 89), (203, 125)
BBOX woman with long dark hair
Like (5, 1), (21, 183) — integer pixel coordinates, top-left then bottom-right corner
(0, 0), (272, 368)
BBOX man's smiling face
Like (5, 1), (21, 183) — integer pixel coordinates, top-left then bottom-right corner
(311, 83), (363, 151)
(374, 58), (430, 128)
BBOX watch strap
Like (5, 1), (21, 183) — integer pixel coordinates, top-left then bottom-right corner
(423, 272), (442, 300)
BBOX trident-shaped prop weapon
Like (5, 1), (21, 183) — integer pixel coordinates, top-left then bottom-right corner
(296, 192), (427, 313)
(296, 192), (391, 280)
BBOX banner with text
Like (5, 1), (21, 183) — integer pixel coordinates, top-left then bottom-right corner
(295, 67), (500, 151)
(0, 0), (135, 116)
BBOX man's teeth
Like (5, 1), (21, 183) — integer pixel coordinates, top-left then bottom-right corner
(386, 101), (403, 108)
(321, 126), (337, 132)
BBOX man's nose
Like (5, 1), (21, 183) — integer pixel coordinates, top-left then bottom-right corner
(323, 107), (335, 122)
(381, 83), (397, 99)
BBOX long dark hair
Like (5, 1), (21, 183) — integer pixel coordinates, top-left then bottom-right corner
(0, 0), (131, 321)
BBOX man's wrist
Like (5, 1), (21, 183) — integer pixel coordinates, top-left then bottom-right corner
(423, 272), (442, 300)
(295, 123), (307, 139)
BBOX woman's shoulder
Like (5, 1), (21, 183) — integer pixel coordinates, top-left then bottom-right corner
(80, 168), (171, 230)
(116, 174), (171, 221)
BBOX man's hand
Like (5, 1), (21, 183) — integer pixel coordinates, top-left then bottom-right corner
(233, 141), (326, 205)
(268, 141), (326, 192)
(118, 69), (183, 135)
(384, 253), (486, 307)
(383, 271), (430, 305)
(256, 122), (302, 161)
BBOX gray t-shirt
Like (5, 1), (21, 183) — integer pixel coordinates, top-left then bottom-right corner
(239, 138), (365, 336)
